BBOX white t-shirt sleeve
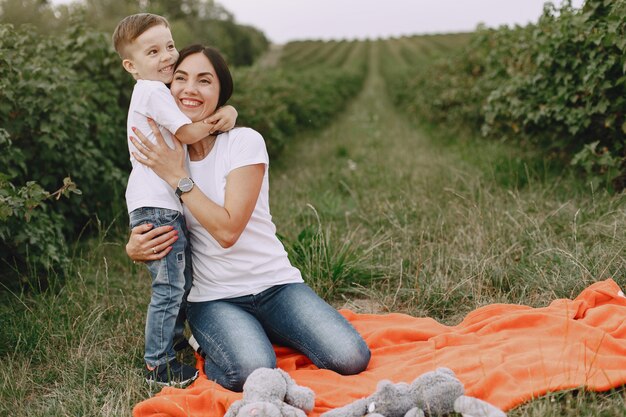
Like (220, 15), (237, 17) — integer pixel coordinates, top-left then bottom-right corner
(135, 80), (191, 135)
(228, 128), (269, 172)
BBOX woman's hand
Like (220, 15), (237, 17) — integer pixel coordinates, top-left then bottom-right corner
(130, 118), (189, 189)
(204, 104), (238, 134)
(126, 223), (178, 262)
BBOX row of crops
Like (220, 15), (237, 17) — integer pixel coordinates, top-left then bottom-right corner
(232, 39), (369, 157)
(379, 0), (626, 192)
(279, 39), (370, 70)
(0, 24), (368, 285)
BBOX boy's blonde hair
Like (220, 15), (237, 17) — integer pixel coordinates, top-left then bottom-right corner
(112, 13), (170, 59)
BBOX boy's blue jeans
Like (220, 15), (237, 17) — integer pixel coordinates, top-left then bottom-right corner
(187, 283), (371, 392)
(129, 207), (192, 368)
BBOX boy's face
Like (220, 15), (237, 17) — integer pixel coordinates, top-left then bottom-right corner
(122, 24), (179, 83)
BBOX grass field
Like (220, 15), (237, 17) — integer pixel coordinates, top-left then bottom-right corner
(1, 42), (625, 416)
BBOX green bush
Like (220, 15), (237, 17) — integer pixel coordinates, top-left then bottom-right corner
(0, 0), (270, 68)
(232, 66), (366, 157)
(232, 39), (368, 156)
(0, 22), (368, 283)
(482, 0), (626, 156)
(0, 23), (131, 283)
(384, 0), (626, 190)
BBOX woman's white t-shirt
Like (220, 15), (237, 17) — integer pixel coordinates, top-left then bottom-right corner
(185, 127), (303, 302)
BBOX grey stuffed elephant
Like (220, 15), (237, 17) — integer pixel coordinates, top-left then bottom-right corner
(224, 368), (315, 417)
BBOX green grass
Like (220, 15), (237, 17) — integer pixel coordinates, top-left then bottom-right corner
(1, 233), (151, 416)
(1, 42), (625, 416)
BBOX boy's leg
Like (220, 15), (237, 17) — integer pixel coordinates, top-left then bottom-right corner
(130, 207), (195, 385)
(143, 246), (186, 367)
(173, 216), (193, 350)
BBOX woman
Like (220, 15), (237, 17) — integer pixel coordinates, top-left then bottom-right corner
(126, 44), (371, 392)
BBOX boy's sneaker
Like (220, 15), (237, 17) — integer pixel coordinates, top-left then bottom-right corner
(145, 359), (198, 387)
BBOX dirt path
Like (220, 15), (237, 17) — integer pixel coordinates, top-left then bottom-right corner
(271, 41), (461, 212)
(254, 43), (284, 69)
(270, 42), (477, 315)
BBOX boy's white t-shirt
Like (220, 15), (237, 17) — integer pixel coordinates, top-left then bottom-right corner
(125, 79), (191, 214)
(185, 127), (303, 302)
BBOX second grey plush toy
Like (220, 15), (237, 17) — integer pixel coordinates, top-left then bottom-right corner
(320, 367), (506, 417)
(410, 367), (464, 416)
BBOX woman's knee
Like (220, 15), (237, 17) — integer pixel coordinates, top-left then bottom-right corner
(328, 342), (371, 375)
(219, 355), (276, 392)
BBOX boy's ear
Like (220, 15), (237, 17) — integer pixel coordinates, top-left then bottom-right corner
(122, 58), (138, 76)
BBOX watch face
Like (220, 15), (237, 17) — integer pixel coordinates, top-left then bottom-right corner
(178, 177), (194, 192)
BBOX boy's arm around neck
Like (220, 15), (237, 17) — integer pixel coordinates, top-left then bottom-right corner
(174, 104), (238, 144)
(174, 121), (213, 144)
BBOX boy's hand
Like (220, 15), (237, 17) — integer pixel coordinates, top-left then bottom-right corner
(203, 105), (238, 134)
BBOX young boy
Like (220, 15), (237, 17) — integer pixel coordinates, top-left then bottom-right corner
(112, 13), (237, 387)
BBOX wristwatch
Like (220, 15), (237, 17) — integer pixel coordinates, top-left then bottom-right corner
(175, 177), (194, 200)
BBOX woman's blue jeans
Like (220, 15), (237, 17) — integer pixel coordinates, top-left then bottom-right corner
(187, 283), (370, 391)
(129, 207), (192, 368)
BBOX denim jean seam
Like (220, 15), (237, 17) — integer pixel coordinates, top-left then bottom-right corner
(146, 256), (180, 367)
(263, 323), (329, 369)
(255, 285), (332, 369)
(163, 258), (173, 356)
(153, 258), (170, 367)
(194, 328), (237, 383)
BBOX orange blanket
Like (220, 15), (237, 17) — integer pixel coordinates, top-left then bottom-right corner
(134, 278), (626, 417)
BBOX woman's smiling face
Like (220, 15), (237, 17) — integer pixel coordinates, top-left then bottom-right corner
(170, 52), (221, 122)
